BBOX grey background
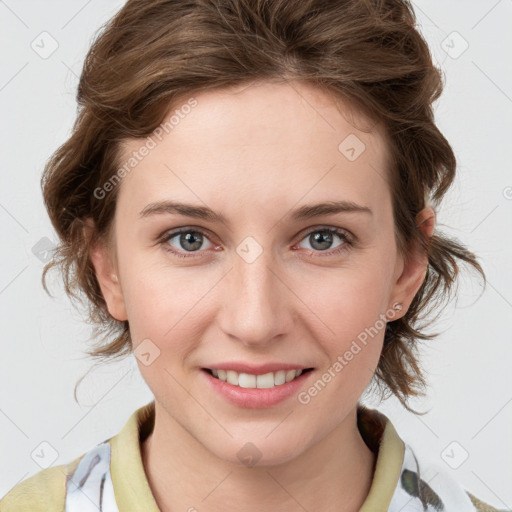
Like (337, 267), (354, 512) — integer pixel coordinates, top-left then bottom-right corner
(1, 0), (511, 507)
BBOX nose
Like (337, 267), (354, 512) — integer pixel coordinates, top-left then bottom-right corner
(216, 244), (295, 349)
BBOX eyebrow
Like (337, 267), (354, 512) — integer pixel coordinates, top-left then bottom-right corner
(138, 199), (372, 223)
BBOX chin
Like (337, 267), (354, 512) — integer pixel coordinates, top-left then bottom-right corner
(206, 435), (309, 469)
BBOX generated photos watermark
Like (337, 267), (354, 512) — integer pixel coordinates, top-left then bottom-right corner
(297, 303), (402, 405)
(93, 97), (198, 200)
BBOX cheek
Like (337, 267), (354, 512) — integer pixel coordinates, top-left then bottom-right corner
(292, 263), (391, 368)
(310, 285), (387, 399)
(298, 263), (391, 328)
(119, 253), (217, 349)
(118, 254), (176, 334)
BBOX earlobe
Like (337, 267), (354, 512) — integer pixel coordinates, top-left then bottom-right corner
(85, 219), (128, 322)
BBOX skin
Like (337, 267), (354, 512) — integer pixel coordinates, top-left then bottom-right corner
(89, 80), (435, 512)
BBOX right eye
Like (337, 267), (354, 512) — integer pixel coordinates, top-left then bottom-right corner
(161, 228), (217, 258)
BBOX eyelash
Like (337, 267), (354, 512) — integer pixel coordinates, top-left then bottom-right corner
(159, 226), (354, 259)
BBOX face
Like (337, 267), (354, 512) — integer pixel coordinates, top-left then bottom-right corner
(90, 80), (431, 466)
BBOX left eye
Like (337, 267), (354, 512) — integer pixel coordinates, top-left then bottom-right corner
(296, 228), (351, 253)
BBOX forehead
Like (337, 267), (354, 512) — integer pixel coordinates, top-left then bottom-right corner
(115, 81), (391, 217)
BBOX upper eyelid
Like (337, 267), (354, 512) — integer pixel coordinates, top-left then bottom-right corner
(297, 224), (351, 238)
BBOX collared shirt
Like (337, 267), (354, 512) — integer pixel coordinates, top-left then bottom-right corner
(0, 401), (507, 511)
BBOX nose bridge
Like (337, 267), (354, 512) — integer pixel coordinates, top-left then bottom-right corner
(236, 249), (275, 303)
(219, 239), (291, 346)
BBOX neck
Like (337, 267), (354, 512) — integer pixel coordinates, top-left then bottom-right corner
(141, 403), (376, 512)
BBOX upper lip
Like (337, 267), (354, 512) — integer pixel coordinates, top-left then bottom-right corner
(203, 362), (313, 375)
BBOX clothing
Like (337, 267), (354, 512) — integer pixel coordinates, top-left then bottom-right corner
(0, 401), (507, 511)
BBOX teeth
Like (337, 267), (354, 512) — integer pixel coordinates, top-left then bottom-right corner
(256, 373), (274, 389)
(238, 373), (256, 388)
(274, 370), (286, 386)
(209, 368), (305, 388)
(226, 370), (239, 386)
(285, 369), (296, 382)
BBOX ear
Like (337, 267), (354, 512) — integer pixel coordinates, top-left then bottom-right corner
(388, 206), (435, 317)
(84, 217), (128, 322)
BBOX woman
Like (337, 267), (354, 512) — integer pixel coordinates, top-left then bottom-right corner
(1, 0), (505, 511)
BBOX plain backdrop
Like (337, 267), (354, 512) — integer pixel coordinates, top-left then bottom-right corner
(1, 0), (511, 507)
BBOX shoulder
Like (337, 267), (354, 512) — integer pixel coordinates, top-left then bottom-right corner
(0, 457), (82, 512)
(391, 442), (511, 512)
(1, 440), (116, 512)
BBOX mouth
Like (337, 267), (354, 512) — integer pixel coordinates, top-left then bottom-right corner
(201, 367), (314, 389)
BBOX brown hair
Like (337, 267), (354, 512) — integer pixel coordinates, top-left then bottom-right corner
(41, 0), (485, 412)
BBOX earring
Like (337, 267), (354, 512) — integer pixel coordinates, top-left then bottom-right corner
(111, 274), (118, 282)
(386, 302), (403, 322)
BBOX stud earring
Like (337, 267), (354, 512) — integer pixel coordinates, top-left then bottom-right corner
(111, 274), (118, 282)
(387, 302), (403, 321)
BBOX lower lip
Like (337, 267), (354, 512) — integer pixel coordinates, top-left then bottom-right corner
(201, 369), (314, 409)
